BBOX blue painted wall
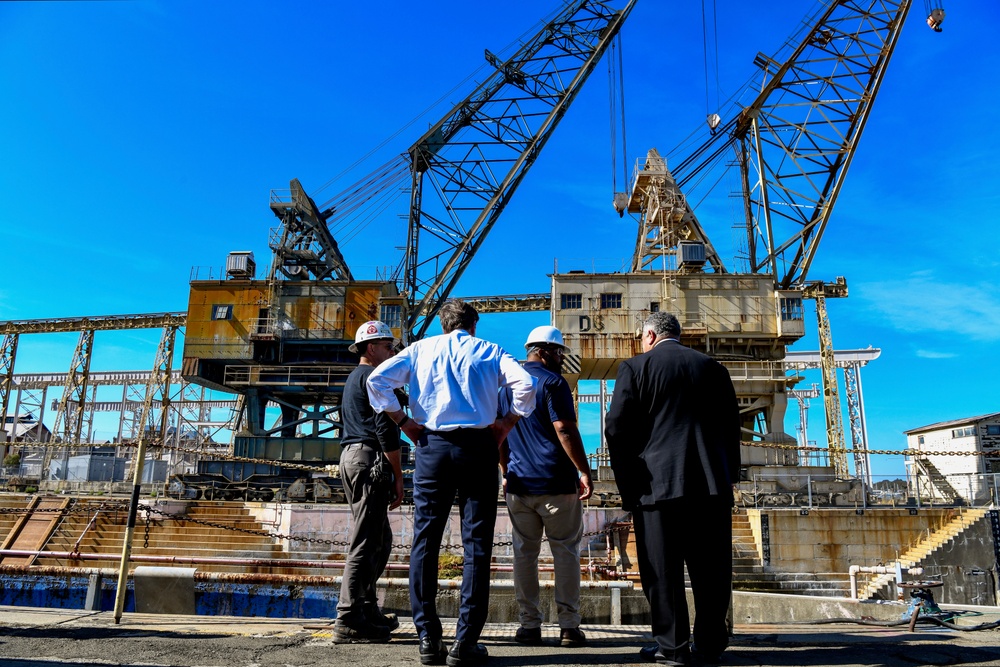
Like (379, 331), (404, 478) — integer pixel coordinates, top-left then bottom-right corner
(0, 574), (339, 618)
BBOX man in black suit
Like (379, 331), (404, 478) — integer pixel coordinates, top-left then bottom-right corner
(605, 312), (740, 666)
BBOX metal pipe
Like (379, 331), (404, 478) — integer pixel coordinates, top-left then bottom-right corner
(848, 564), (923, 600)
(0, 562), (634, 590)
(0, 549), (604, 575)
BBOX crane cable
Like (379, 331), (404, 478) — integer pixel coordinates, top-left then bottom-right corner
(701, 0), (722, 130)
(608, 33), (628, 201)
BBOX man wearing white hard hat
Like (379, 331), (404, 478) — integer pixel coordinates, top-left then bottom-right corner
(333, 320), (404, 644)
(499, 325), (592, 649)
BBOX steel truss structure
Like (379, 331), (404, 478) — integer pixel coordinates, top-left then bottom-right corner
(732, 0), (912, 289)
(400, 0), (635, 339)
(785, 348), (881, 483)
(0, 314), (237, 480)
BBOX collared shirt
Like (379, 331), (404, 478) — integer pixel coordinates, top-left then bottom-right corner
(500, 361), (578, 496)
(366, 329), (536, 431)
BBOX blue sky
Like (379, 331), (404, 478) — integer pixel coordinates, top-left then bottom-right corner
(2, 1), (997, 480)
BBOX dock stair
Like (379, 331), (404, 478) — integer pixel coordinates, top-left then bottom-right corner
(856, 508), (987, 600)
(0, 495), (71, 566)
(39, 500), (293, 573)
(730, 512), (851, 597)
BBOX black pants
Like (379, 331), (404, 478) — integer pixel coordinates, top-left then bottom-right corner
(633, 495), (732, 661)
(336, 443), (391, 625)
(409, 429), (498, 644)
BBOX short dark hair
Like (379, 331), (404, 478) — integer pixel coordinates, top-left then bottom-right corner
(644, 311), (681, 338)
(438, 299), (479, 334)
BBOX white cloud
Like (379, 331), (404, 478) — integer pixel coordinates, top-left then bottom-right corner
(857, 274), (1000, 342)
(915, 349), (958, 359)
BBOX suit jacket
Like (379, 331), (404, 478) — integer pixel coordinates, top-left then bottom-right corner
(605, 339), (740, 510)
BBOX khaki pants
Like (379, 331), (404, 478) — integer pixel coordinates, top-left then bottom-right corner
(506, 492), (583, 629)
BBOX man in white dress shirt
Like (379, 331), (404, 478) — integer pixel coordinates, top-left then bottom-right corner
(366, 299), (535, 667)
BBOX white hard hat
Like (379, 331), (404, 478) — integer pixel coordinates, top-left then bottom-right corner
(349, 320), (396, 353)
(524, 325), (568, 351)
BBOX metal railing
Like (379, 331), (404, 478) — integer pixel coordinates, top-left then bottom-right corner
(223, 365), (350, 388)
(737, 471), (1000, 510)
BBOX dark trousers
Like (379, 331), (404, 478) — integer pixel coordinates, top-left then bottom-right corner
(410, 429), (499, 644)
(336, 443), (391, 625)
(633, 495), (732, 661)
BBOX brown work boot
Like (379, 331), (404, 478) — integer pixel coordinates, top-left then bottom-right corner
(560, 627), (587, 647)
(332, 620), (391, 644)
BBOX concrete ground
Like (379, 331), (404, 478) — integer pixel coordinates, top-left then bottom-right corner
(2, 605), (1000, 667)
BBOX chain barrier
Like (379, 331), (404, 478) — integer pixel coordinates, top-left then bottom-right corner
(12, 437), (985, 490)
(128, 501), (618, 552)
(744, 440), (991, 458)
(397, 525), (615, 551)
(135, 502), (351, 548)
(0, 500), (620, 552)
(0, 502), (128, 516)
(12, 439), (338, 475)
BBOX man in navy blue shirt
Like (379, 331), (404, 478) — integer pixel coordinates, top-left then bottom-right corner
(499, 325), (593, 648)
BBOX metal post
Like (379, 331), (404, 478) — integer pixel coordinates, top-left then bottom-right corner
(807, 475), (812, 508)
(113, 326), (176, 623)
(112, 433), (147, 623)
(611, 586), (622, 625)
(599, 380), (607, 451)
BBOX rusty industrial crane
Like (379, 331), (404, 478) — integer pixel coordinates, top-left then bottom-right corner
(175, 0), (635, 500)
(556, 0), (917, 484)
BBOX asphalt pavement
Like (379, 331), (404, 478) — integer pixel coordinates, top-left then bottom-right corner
(1, 605), (1000, 667)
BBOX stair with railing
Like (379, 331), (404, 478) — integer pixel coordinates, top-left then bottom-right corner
(36, 500), (295, 573)
(912, 456), (962, 504)
(856, 508), (988, 600)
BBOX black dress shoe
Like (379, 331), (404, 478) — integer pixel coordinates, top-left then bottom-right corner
(691, 640), (725, 664)
(639, 645), (689, 666)
(691, 649), (723, 665)
(419, 636), (448, 666)
(446, 641), (488, 667)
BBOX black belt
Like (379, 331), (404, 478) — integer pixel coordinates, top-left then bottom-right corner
(343, 441), (378, 449)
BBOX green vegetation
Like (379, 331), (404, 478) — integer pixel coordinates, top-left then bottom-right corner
(438, 552), (463, 579)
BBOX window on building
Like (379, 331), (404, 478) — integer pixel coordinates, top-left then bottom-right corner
(951, 426), (976, 438)
(650, 302), (660, 313)
(918, 436), (925, 445)
(560, 293), (582, 310)
(211, 305), (233, 321)
(987, 425), (1000, 436)
(780, 297), (803, 321)
(379, 304), (402, 329)
(600, 293), (622, 309)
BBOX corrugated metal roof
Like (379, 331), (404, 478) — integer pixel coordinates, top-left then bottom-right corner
(904, 412), (1000, 435)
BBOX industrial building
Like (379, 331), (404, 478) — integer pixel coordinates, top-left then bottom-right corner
(904, 413), (1000, 505)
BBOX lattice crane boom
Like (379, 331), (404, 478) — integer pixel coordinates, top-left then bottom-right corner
(402, 0), (636, 340)
(735, 0), (913, 289)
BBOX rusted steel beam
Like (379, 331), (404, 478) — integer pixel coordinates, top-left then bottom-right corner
(0, 312), (187, 335)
